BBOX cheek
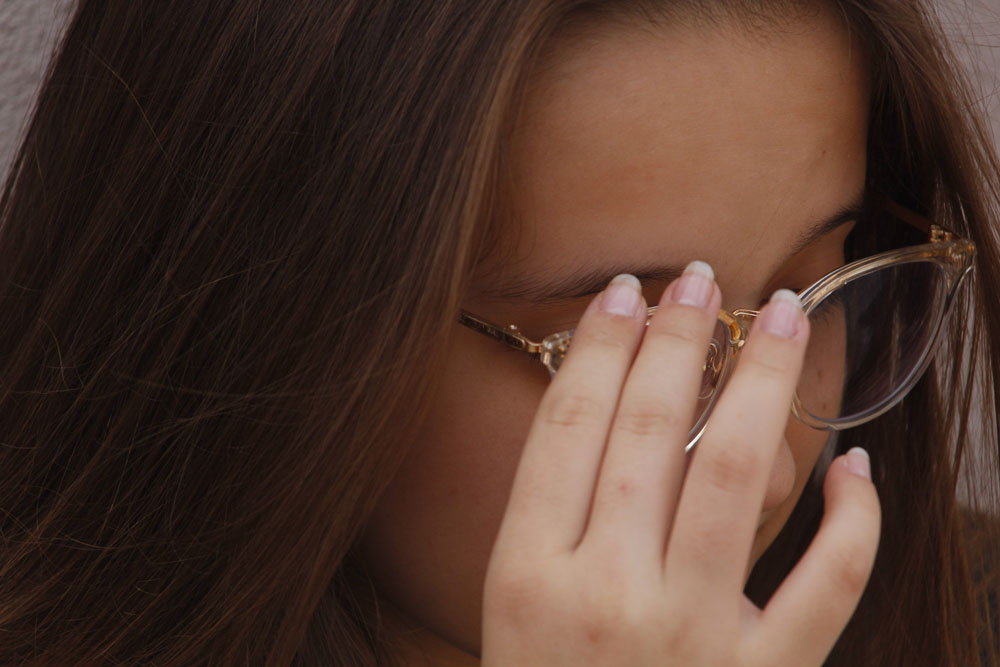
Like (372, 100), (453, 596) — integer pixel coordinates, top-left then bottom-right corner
(798, 310), (847, 420)
(357, 340), (545, 651)
(752, 410), (834, 564)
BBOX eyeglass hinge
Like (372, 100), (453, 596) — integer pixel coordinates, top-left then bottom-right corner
(729, 309), (754, 349)
(501, 325), (544, 356)
(930, 224), (953, 242)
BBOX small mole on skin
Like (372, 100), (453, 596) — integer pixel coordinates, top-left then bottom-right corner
(584, 622), (607, 647)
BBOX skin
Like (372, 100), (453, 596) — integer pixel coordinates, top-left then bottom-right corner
(359, 9), (880, 665)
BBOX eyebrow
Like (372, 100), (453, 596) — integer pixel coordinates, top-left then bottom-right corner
(480, 198), (865, 304)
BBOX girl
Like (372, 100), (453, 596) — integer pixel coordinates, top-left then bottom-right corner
(0, 0), (997, 664)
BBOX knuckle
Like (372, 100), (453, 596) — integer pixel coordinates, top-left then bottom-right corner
(742, 351), (794, 382)
(614, 401), (684, 439)
(646, 321), (710, 360)
(484, 561), (548, 622)
(660, 610), (704, 659)
(574, 604), (625, 648)
(742, 335), (802, 380)
(647, 319), (706, 351)
(584, 322), (639, 354)
(827, 540), (875, 597)
(572, 588), (650, 649)
(700, 446), (764, 492)
(539, 392), (604, 429)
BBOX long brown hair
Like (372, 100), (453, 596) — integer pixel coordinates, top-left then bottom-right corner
(0, 1), (996, 665)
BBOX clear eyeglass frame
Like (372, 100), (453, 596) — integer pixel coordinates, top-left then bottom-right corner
(458, 200), (976, 451)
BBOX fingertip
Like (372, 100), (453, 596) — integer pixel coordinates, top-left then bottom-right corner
(598, 273), (646, 318)
(661, 261), (720, 313)
(844, 447), (871, 481)
(754, 289), (804, 339)
(826, 448), (875, 487)
(823, 449), (882, 520)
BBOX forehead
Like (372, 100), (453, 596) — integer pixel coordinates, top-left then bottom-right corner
(480, 10), (868, 299)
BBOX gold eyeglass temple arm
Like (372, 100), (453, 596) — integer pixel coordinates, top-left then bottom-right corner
(457, 311), (546, 356)
(458, 306), (749, 357)
(880, 198), (955, 242)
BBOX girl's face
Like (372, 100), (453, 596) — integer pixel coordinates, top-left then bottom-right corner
(360, 9), (869, 660)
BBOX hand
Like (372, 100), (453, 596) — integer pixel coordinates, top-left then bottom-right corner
(481, 266), (881, 666)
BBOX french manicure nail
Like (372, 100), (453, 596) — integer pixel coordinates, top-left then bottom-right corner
(670, 260), (715, 309)
(758, 289), (802, 338)
(846, 447), (872, 481)
(600, 274), (642, 317)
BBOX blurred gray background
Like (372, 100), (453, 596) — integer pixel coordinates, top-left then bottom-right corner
(1, 0), (73, 178)
(1, 0), (998, 179)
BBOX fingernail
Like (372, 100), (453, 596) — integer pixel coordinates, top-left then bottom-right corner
(757, 289), (802, 338)
(600, 274), (643, 317)
(669, 261), (715, 309)
(846, 447), (871, 481)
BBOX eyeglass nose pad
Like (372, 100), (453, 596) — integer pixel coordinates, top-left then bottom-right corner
(699, 340), (723, 399)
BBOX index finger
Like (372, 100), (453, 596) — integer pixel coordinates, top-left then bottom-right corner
(493, 275), (647, 555)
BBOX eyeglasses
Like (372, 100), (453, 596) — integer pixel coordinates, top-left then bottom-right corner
(459, 201), (975, 451)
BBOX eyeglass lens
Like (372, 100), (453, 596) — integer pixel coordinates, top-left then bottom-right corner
(684, 260), (949, 438)
(794, 261), (947, 424)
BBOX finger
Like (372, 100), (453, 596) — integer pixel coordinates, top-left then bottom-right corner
(583, 261), (721, 561)
(751, 448), (880, 664)
(495, 274), (647, 554)
(665, 289), (809, 601)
